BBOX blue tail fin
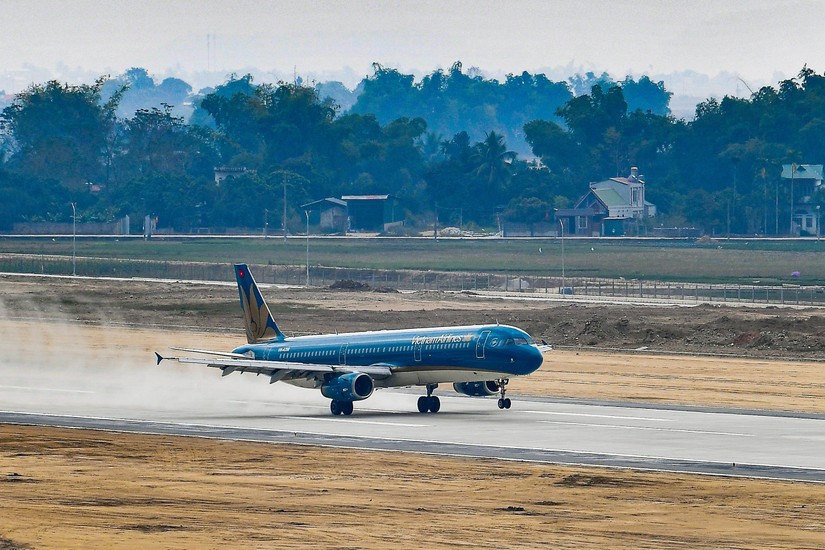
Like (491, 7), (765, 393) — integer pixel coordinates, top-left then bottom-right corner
(234, 264), (284, 343)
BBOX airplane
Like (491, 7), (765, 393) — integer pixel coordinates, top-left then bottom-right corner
(156, 263), (548, 416)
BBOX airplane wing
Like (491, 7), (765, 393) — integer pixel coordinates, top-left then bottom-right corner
(155, 351), (393, 383)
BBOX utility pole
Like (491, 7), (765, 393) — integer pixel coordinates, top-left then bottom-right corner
(726, 200), (731, 239)
(790, 163), (796, 236)
(558, 218), (565, 292)
(775, 179), (779, 235)
(762, 167), (767, 235)
(731, 157), (738, 236)
(70, 202), (76, 276)
(282, 173), (287, 244)
(305, 210), (310, 287)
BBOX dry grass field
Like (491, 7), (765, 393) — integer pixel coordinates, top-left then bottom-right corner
(2, 426), (825, 549)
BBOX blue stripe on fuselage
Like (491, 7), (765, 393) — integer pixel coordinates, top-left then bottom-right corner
(231, 324), (543, 378)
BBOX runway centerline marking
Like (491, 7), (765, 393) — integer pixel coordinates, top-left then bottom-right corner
(226, 400), (416, 415)
(524, 410), (670, 422)
(281, 416), (428, 428)
(227, 400), (326, 410)
(0, 385), (95, 394)
(537, 420), (754, 437)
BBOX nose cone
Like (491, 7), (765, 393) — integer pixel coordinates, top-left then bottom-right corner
(527, 345), (545, 373)
(512, 345), (544, 375)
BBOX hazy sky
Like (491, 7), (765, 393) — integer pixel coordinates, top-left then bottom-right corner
(2, 0), (823, 88)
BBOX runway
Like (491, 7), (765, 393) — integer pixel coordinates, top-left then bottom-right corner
(1, 363), (824, 482)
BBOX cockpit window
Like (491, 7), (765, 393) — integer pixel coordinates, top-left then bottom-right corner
(498, 335), (535, 346)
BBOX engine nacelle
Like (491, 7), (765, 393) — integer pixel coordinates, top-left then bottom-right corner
(321, 372), (374, 401)
(453, 380), (500, 397)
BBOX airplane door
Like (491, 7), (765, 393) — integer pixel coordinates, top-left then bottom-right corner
(414, 340), (422, 362)
(476, 330), (491, 359)
(339, 344), (348, 365)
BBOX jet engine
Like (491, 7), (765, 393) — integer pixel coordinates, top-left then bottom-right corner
(453, 380), (500, 397)
(321, 372), (374, 401)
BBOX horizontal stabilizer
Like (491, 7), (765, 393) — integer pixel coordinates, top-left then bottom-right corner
(171, 347), (251, 359)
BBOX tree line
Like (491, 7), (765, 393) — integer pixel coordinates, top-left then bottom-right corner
(0, 63), (823, 234)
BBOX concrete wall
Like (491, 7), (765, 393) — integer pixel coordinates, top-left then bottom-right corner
(12, 218), (130, 235)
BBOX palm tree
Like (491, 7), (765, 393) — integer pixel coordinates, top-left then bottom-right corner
(472, 131), (516, 187)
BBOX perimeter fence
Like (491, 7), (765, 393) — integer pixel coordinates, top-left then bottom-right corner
(3, 253), (825, 307)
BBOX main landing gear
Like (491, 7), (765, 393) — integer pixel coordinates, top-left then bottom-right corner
(330, 400), (354, 416)
(497, 378), (512, 410)
(417, 384), (440, 413)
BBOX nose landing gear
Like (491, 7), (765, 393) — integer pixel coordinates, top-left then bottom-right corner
(496, 378), (511, 409)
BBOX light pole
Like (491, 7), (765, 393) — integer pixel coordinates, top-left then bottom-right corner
(282, 174), (288, 244)
(305, 210), (310, 287)
(790, 163), (796, 235)
(775, 178), (779, 235)
(726, 200), (730, 239)
(817, 205), (821, 241)
(761, 166), (767, 235)
(731, 156), (738, 236)
(558, 218), (565, 293)
(70, 202), (76, 276)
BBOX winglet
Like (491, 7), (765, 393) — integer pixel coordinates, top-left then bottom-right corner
(155, 352), (164, 365)
(234, 263), (285, 344)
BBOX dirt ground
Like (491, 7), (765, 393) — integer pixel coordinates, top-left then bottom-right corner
(2, 274), (825, 548)
(6, 274), (825, 360)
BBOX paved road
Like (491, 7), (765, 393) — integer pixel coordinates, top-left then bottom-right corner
(1, 364), (824, 482)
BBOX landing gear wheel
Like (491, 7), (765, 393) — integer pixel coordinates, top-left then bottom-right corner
(416, 384), (441, 413)
(331, 400), (354, 415)
(417, 395), (441, 413)
(496, 379), (512, 411)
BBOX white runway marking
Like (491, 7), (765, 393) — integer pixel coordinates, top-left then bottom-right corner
(537, 420), (753, 437)
(0, 385), (95, 394)
(225, 399), (421, 415)
(782, 435), (825, 442)
(281, 416), (428, 428)
(226, 399), (323, 409)
(525, 410), (670, 422)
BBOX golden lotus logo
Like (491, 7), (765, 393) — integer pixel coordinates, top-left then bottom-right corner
(241, 284), (279, 343)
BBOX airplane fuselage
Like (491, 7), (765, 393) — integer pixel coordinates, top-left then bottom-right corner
(232, 324), (543, 389)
